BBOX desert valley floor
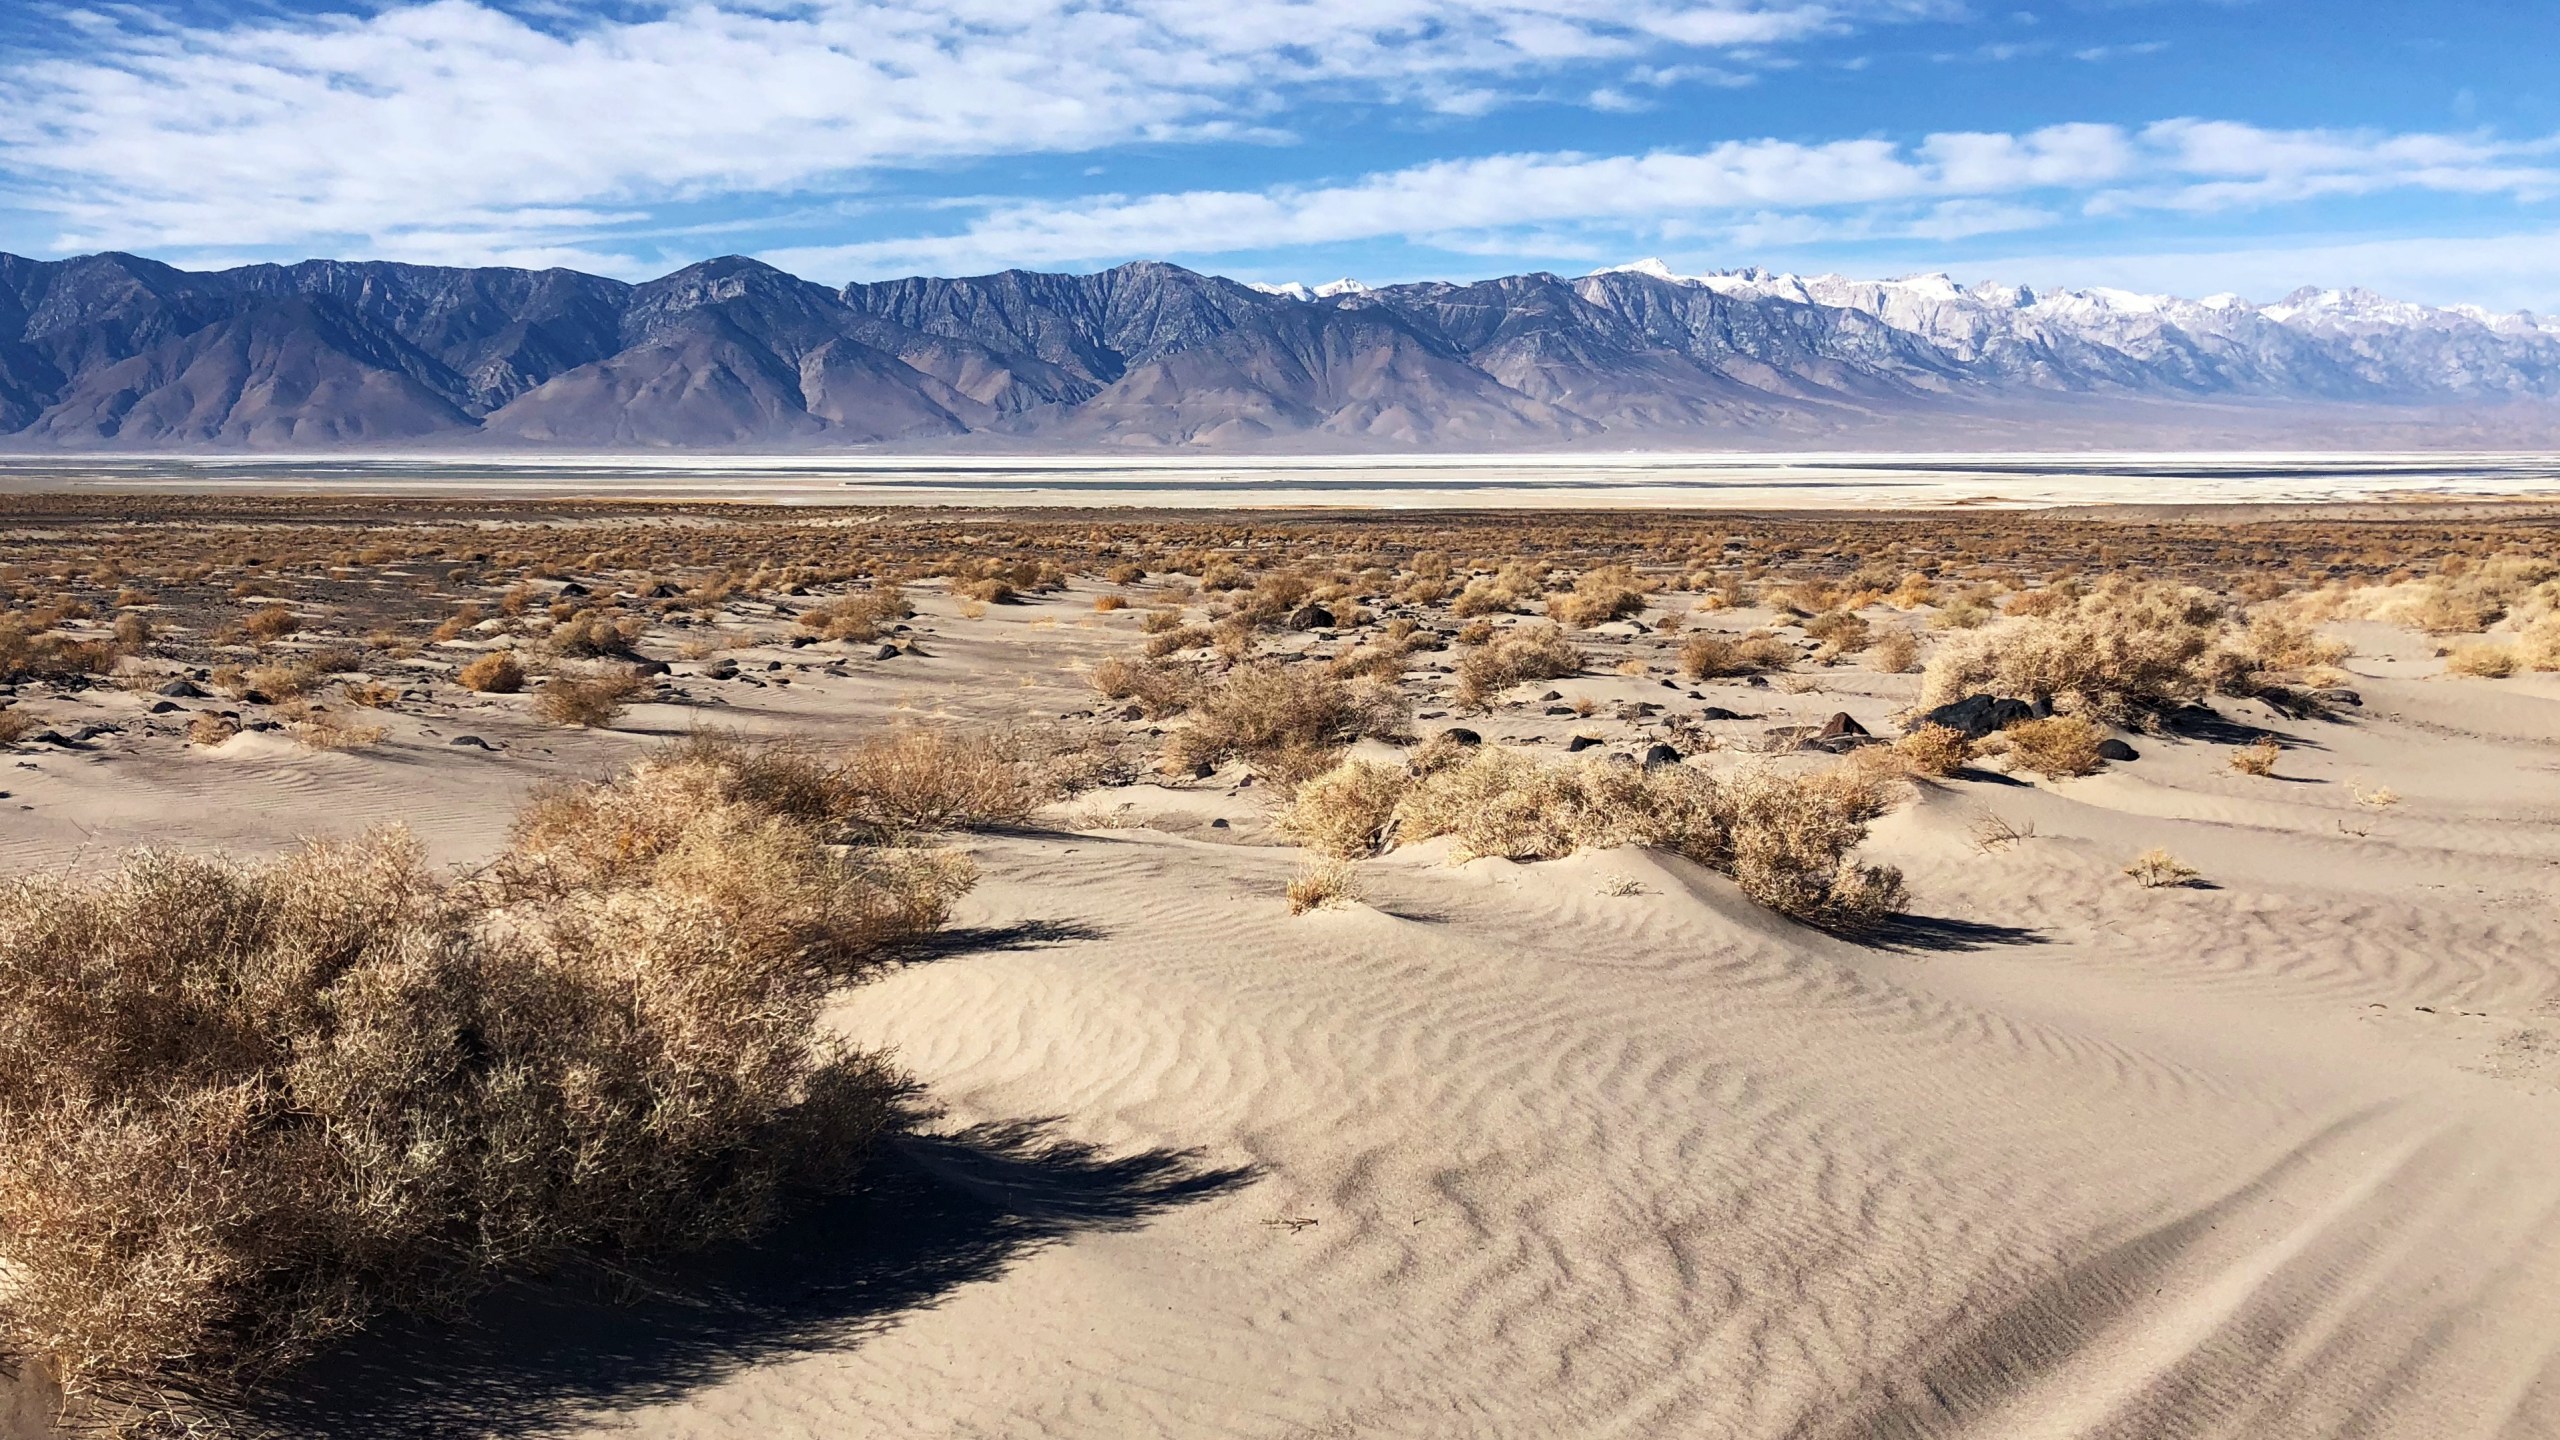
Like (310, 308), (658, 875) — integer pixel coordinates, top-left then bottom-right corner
(2, 496), (2559, 1438)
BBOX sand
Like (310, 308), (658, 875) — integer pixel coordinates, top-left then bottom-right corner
(7, 578), (2560, 1438)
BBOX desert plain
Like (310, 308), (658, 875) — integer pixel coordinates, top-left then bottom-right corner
(1, 489), (2558, 1438)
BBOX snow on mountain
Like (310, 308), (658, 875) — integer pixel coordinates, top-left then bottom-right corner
(1249, 277), (1371, 301)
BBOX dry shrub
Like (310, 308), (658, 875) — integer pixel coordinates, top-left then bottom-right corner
(1144, 623), (1214, 658)
(831, 728), (1045, 835)
(1089, 655), (1197, 717)
(1867, 628), (1920, 674)
(456, 651), (527, 694)
(245, 660), (324, 700)
(2444, 641), (2518, 678)
(1918, 579), (2243, 719)
(187, 714), (239, 747)
(797, 584), (911, 643)
(0, 707), (36, 745)
(429, 605), (484, 644)
(550, 609), (646, 658)
(536, 668), (646, 727)
(1164, 663), (1407, 776)
(2520, 615), (2560, 671)
(0, 615), (117, 683)
(1286, 858), (1363, 915)
(2229, 738), (2282, 777)
(280, 703), (386, 751)
(1894, 723), (1974, 777)
(2003, 715), (2107, 779)
(2125, 848), (2199, 888)
(1093, 593), (1126, 613)
(1802, 609), (1872, 659)
(1277, 759), (1412, 858)
(343, 680), (401, 708)
(242, 605), (300, 643)
(1453, 624), (1582, 709)
(2242, 612), (2351, 672)
(1546, 565), (1648, 628)
(0, 756), (971, 1413)
(1389, 750), (1903, 926)
(111, 612), (152, 651)
(1678, 631), (1795, 680)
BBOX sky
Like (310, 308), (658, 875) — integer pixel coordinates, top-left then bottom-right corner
(1, 1), (2557, 309)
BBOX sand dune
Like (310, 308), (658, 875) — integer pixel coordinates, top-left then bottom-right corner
(6, 568), (2560, 1439)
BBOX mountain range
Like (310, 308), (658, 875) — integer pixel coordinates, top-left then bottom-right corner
(3, 249), (2557, 451)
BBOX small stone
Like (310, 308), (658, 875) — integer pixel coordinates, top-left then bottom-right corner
(1209, 817), (1230, 829)
(1540, 690), (1564, 701)
(1818, 711), (1869, 739)
(1287, 604), (1336, 630)
(1699, 706), (1740, 721)
(1565, 735), (1601, 753)
(1642, 742), (1682, 768)
(447, 735), (495, 750)
(1120, 704), (1144, 722)
(873, 644), (900, 660)
(2096, 738), (2139, 762)
(629, 659), (671, 676)
(149, 700), (183, 714)
(156, 678), (207, 698)
(1192, 761), (1217, 779)
(1440, 727), (1482, 745)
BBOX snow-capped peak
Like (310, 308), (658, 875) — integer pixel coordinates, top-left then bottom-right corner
(1250, 277), (1369, 301)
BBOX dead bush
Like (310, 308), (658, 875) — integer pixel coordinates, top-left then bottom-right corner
(1545, 565), (1648, 628)
(1286, 858), (1363, 915)
(0, 707), (35, 745)
(1918, 579), (2244, 719)
(2229, 738), (2282, 777)
(797, 584), (911, 643)
(280, 702), (386, 751)
(831, 728), (1045, 836)
(1389, 751), (1903, 926)
(242, 605), (300, 643)
(1277, 759), (1412, 858)
(1090, 655), (1197, 718)
(2444, 641), (2517, 678)
(550, 609), (647, 658)
(1163, 663), (1408, 776)
(1894, 723), (1974, 777)
(1453, 624), (1582, 709)
(0, 762), (970, 1415)
(1678, 631), (1795, 680)
(2003, 715), (2108, 779)
(187, 713), (239, 747)
(456, 651), (527, 694)
(535, 668), (646, 727)
(1866, 628), (1920, 674)
(0, 615), (117, 683)
(2125, 848), (2199, 888)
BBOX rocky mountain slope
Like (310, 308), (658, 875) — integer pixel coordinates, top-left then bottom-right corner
(2, 249), (2556, 450)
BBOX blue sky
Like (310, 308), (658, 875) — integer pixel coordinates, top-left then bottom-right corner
(2, 1), (2557, 308)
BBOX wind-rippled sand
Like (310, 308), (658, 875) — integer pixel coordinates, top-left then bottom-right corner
(7, 595), (2560, 1439)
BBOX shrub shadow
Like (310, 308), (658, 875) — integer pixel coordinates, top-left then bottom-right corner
(253, 1121), (1251, 1440)
(1858, 913), (2050, 954)
(890, 918), (1107, 961)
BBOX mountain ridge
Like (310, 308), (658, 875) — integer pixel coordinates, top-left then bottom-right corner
(2, 250), (2557, 451)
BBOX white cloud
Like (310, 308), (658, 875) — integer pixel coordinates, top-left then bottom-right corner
(769, 119), (2560, 278)
(0, 0), (1904, 256)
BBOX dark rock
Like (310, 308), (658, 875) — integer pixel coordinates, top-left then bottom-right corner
(1209, 817), (1230, 829)
(2095, 738), (2140, 762)
(1119, 704), (1144, 722)
(1565, 735), (1601, 753)
(701, 661), (738, 679)
(1811, 734), (1886, 754)
(642, 582), (680, 598)
(1543, 705), (1577, 717)
(240, 690), (274, 706)
(629, 659), (671, 676)
(1540, 690), (1563, 701)
(447, 735), (495, 750)
(2311, 687), (2363, 707)
(1915, 694), (2036, 739)
(1287, 604), (1336, 630)
(156, 678), (207, 698)
(1439, 727), (1482, 746)
(1818, 711), (1869, 738)
(1699, 706), (1741, 721)
(556, 580), (589, 597)
(1641, 742), (1682, 768)
(1192, 761), (1217, 779)
(788, 634), (816, 647)
(147, 700), (183, 714)
(764, 660), (782, 671)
